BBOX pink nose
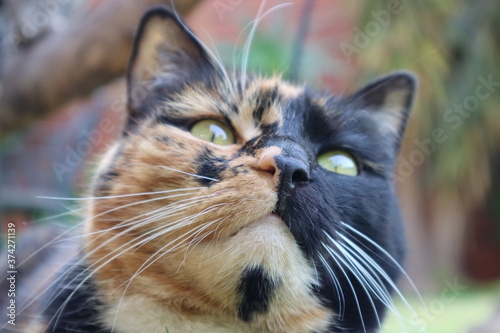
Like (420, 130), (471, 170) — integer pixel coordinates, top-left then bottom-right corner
(257, 148), (281, 188)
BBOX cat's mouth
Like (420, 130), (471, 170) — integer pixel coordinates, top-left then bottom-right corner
(228, 212), (282, 238)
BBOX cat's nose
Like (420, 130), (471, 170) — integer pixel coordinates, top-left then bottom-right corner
(275, 154), (310, 194)
(257, 144), (310, 193)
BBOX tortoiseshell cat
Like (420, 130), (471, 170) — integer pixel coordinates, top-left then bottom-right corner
(36, 7), (416, 333)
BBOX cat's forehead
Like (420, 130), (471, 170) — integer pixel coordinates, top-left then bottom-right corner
(157, 76), (330, 140)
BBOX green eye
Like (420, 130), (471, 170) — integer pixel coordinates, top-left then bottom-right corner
(190, 119), (235, 145)
(318, 151), (358, 176)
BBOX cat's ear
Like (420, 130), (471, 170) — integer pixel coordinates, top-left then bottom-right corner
(126, 7), (216, 111)
(348, 71), (417, 151)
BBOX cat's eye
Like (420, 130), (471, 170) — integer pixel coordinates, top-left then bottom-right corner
(190, 119), (235, 145)
(317, 151), (358, 176)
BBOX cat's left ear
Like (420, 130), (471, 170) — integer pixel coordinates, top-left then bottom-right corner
(348, 71), (417, 151)
(126, 7), (217, 111)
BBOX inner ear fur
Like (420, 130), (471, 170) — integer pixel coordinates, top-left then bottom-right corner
(126, 7), (214, 111)
(347, 71), (417, 150)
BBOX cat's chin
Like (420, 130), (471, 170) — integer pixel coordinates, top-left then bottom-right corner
(228, 213), (282, 238)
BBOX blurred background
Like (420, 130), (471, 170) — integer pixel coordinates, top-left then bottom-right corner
(0, 0), (499, 331)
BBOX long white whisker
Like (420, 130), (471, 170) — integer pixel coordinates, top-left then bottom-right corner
(326, 233), (394, 309)
(36, 187), (200, 201)
(339, 240), (412, 333)
(30, 194), (214, 327)
(19, 189), (202, 268)
(339, 233), (416, 316)
(319, 254), (345, 319)
(123, 163), (220, 183)
(341, 222), (426, 308)
(240, 2), (293, 90)
(200, 27), (236, 96)
(322, 242), (367, 333)
(48, 208), (203, 329)
(334, 239), (395, 311)
(70, 191), (205, 239)
(328, 241), (383, 332)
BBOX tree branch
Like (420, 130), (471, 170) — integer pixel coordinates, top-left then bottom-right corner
(0, 0), (201, 139)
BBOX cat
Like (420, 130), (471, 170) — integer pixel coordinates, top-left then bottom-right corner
(29, 6), (416, 333)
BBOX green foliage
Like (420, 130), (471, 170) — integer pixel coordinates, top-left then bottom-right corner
(218, 30), (335, 85)
(217, 30), (292, 78)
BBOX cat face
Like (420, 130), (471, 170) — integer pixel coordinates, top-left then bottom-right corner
(85, 8), (416, 333)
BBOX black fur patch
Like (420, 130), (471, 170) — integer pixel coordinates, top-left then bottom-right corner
(43, 261), (110, 333)
(237, 266), (277, 322)
(94, 170), (119, 195)
(156, 135), (170, 143)
(230, 164), (247, 176)
(253, 103), (266, 125)
(196, 147), (228, 186)
(260, 122), (279, 135)
(253, 86), (279, 125)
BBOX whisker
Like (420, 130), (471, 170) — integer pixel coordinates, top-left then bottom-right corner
(322, 242), (367, 333)
(47, 210), (201, 329)
(334, 239), (395, 311)
(337, 232), (427, 331)
(328, 241), (384, 331)
(339, 241), (411, 333)
(240, 2), (293, 90)
(318, 254), (345, 319)
(338, 234), (415, 316)
(48, 190), (226, 317)
(18, 189), (202, 268)
(240, 0), (266, 90)
(200, 26), (236, 96)
(124, 163), (220, 183)
(36, 187), (201, 201)
(341, 222), (426, 308)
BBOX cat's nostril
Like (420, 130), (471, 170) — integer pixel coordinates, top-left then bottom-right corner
(291, 168), (309, 184)
(261, 164), (276, 176)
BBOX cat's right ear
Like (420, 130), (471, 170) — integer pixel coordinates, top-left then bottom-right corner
(126, 7), (216, 112)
